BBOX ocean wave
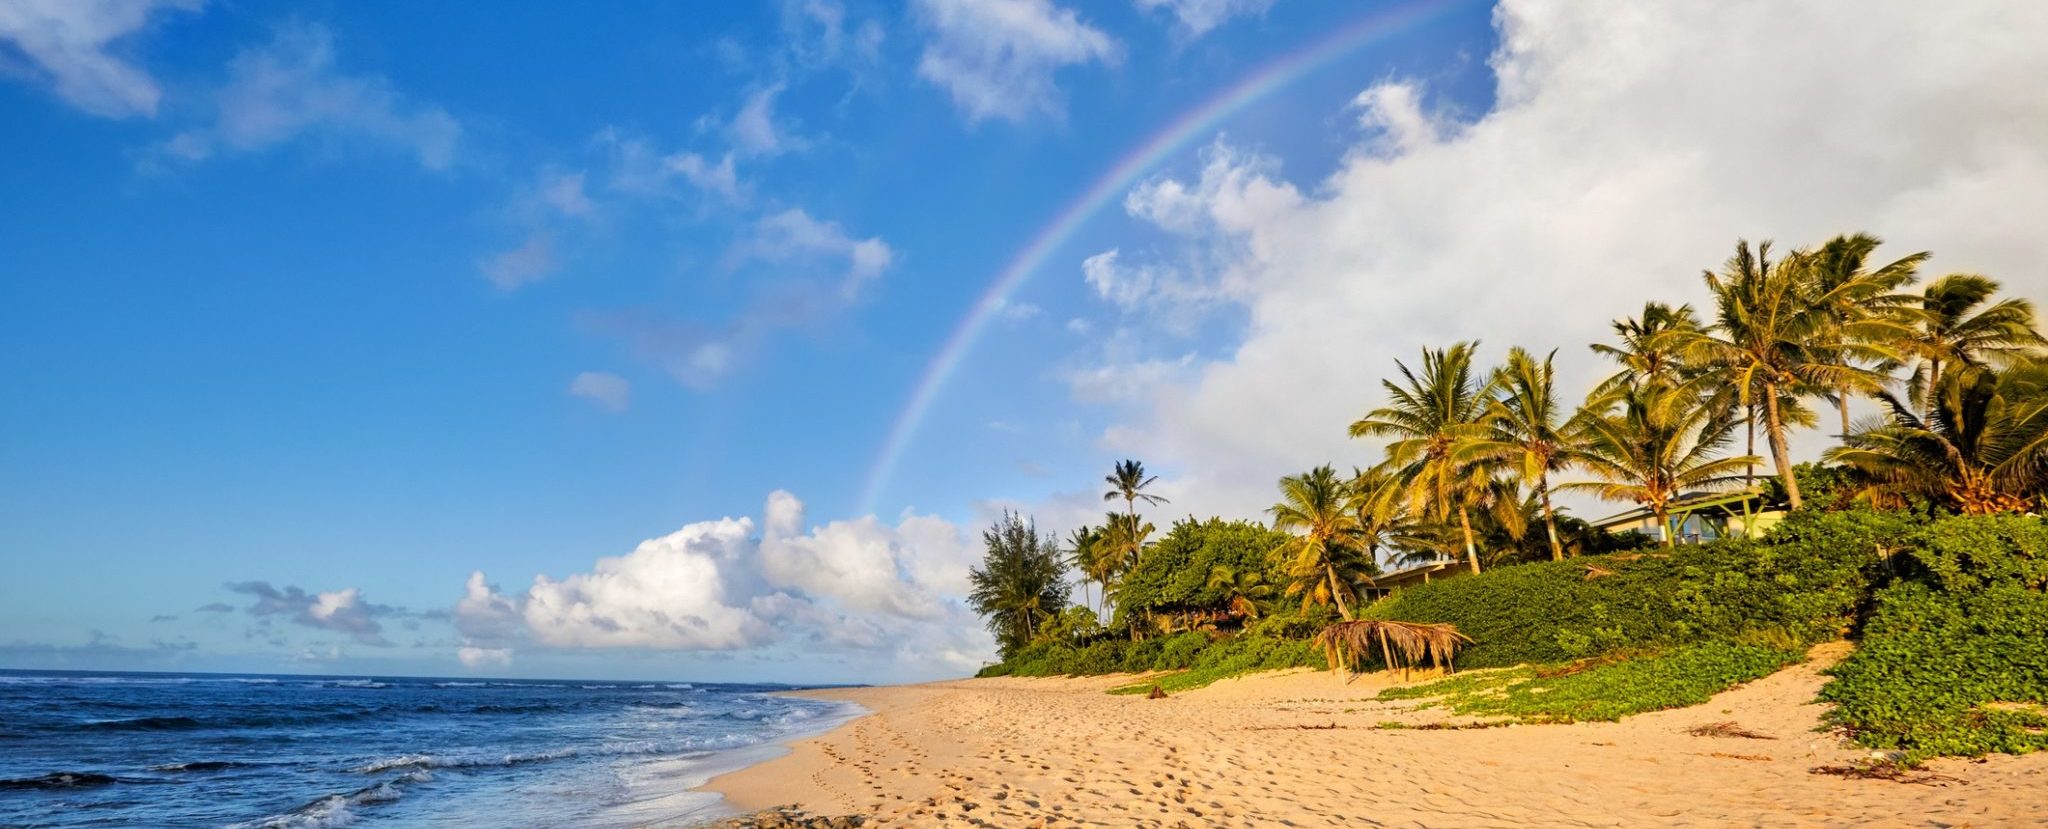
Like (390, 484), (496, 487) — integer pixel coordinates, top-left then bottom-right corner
(0, 772), (124, 790)
(76, 708), (385, 732)
(226, 771), (428, 829)
(323, 680), (390, 689)
(149, 760), (250, 772)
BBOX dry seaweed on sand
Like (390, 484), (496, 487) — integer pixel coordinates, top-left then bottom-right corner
(1686, 721), (1778, 740)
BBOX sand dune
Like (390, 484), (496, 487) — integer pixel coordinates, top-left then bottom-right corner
(699, 645), (2048, 827)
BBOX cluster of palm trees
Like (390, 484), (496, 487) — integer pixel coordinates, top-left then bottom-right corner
(980, 233), (2043, 648)
(1268, 234), (2044, 620)
(1065, 460), (1168, 620)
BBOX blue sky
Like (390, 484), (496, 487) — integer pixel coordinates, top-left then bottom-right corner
(3, 1), (2041, 683)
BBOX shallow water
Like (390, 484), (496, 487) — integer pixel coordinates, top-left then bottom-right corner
(0, 670), (857, 828)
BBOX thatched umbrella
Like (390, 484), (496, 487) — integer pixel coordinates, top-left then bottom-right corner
(1315, 619), (1472, 680)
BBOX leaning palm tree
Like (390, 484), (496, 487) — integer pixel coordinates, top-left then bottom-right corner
(1351, 342), (1498, 574)
(1566, 381), (1762, 547)
(1676, 240), (1901, 509)
(1826, 359), (2048, 514)
(1102, 459), (1168, 521)
(1902, 274), (2046, 416)
(1467, 347), (1586, 560)
(1792, 233), (1927, 437)
(1268, 465), (1374, 620)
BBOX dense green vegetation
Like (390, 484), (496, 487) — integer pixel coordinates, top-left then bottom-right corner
(1379, 642), (1803, 723)
(1820, 517), (2048, 762)
(965, 232), (2046, 764)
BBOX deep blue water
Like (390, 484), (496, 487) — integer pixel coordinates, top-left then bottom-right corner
(0, 670), (859, 829)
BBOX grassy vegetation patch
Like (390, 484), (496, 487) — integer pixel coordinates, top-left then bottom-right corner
(1377, 642), (1803, 723)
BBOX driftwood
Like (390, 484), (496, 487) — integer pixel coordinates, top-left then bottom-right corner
(1315, 619), (1473, 680)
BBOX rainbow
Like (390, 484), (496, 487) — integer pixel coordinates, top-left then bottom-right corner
(859, 0), (1471, 514)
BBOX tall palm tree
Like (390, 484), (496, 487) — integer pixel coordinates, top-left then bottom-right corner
(1468, 347), (1585, 560)
(1268, 465), (1373, 620)
(1790, 233), (1927, 437)
(1097, 511), (1154, 620)
(1678, 240), (1899, 509)
(1102, 459), (1168, 522)
(967, 512), (1070, 656)
(1826, 359), (2048, 514)
(1904, 274), (2046, 415)
(1351, 342), (1497, 574)
(1591, 302), (1703, 392)
(1566, 381), (1762, 546)
(1064, 525), (1105, 616)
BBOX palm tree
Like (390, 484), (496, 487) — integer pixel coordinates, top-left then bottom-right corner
(1591, 302), (1702, 392)
(1790, 233), (1927, 437)
(1064, 525), (1105, 616)
(1097, 511), (1154, 622)
(1826, 359), (2048, 514)
(1903, 274), (2045, 416)
(1566, 381), (1762, 547)
(1103, 459), (1168, 522)
(1205, 565), (1273, 620)
(1268, 465), (1373, 620)
(967, 511), (1070, 656)
(1468, 347), (1585, 560)
(1678, 240), (1900, 509)
(1347, 467), (1428, 567)
(1350, 342), (1497, 574)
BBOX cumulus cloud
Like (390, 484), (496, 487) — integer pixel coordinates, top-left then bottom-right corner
(226, 581), (398, 646)
(1134, 0), (1273, 38)
(0, 0), (201, 118)
(457, 491), (988, 673)
(157, 23), (459, 169)
(1072, 0), (2048, 522)
(912, 0), (1121, 124)
(567, 371), (631, 411)
(729, 83), (805, 158)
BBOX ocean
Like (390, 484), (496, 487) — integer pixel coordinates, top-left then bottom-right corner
(0, 670), (860, 829)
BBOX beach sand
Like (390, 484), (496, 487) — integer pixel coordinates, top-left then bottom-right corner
(700, 644), (2048, 827)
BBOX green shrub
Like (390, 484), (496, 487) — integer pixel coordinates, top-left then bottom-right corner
(1364, 511), (1905, 667)
(1380, 642), (1802, 723)
(1109, 634), (1325, 695)
(1820, 515), (2048, 764)
(1112, 518), (1291, 631)
(1151, 631), (1211, 670)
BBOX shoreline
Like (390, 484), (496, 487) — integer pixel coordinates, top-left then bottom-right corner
(692, 651), (2048, 827)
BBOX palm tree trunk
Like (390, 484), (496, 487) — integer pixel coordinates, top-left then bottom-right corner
(1837, 386), (1852, 439)
(1457, 506), (1482, 575)
(1324, 562), (1353, 621)
(1538, 474), (1563, 561)
(1656, 505), (1674, 548)
(1745, 406), (1757, 488)
(1762, 380), (1804, 509)
(1924, 358), (1942, 418)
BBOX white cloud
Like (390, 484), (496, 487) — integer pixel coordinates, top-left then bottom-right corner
(730, 83), (804, 158)
(567, 371), (630, 412)
(912, 0), (1121, 124)
(663, 151), (742, 202)
(539, 171), (594, 217)
(456, 492), (989, 672)
(0, 0), (201, 118)
(989, 297), (1041, 321)
(159, 24), (459, 169)
(480, 234), (555, 290)
(1134, 0), (1273, 38)
(736, 208), (896, 299)
(456, 645), (512, 668)
(1075, 0), (2048, 522)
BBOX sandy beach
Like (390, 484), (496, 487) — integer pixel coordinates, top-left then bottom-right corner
(702, 646), (2048, 828)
